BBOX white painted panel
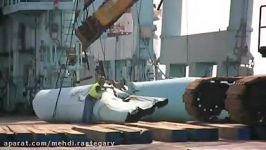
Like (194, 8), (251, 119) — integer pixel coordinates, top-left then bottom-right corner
(91, 35), (134, 61)
(160, 31), (235, 64)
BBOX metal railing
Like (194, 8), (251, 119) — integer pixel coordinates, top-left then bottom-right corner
(258, 5), (266, 51)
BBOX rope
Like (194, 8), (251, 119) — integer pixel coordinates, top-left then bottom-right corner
(157, 0), (164, 11)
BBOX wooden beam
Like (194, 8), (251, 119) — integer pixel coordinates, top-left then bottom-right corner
(32, 125), (64, 143)
(49, 127), (87, 143)
(127, 122), (188, 142)
(98, 124), (152, 144)
(187, 122), (251, 140)
(8, 125), (34, 142)
(158, 122), (218, 141)
(72, 125), (123, 145)
(0, 126), (9, 146)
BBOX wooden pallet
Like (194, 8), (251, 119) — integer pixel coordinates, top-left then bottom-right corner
(0, 121), (259, 147)
(187, 122), (251, 140)
(205, 123), (250, 140)
(127, 121), (218, 142)
(73, 125), (124, 145)
(160, 122), (218, 141)
(0, 124), (87, 147)
(126, 122), (189, 142)
(97, 124), (152, 144)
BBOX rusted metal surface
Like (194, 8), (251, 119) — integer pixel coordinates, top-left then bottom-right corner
(183, 77), (241, 122)
(75, 16), (103, 49)
(225, 75), (266, 125)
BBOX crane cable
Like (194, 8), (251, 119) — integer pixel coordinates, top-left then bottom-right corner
(157, 0), (164, 11)
(52, 0), (79, 120)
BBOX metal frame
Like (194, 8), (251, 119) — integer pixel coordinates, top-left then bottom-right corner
(258, 5), (266, 54)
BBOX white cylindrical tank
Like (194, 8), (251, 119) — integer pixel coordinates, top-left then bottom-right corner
(128, 77), (199, 121)
(32, 84), (167, 123)
(33, 85), (90, 122)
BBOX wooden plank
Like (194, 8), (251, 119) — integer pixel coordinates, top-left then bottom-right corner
(218, 126), (250, 140)
(159, 122), (218, 141)
(25, 126), (47, 134)
(72, 125), (123, 145)
(32, 125), (57, 134)
(202, 123), (247, 128)
(99, 124), (152, 144)
(1, 126), (14, 135)
(8, 125), (32, 133)
(161, 122), (215, 129)
(0, 126), (8, 146)
(0, 126), (14, 146)
(36, 124), (73, 129)
(8, 125), (34, 142)
(204, 123), (250, 140)
(187, 122), (251, 140)
(0, 127), (5, 134)
(126, 122), (188, 142)
(24, 125), (47, 142)
(49, 128), (87, 143)
(24, 125), (63, 145)
(32, 125), (63, 143)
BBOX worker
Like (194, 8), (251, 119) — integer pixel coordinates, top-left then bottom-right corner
(82, 76), (106, 123)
